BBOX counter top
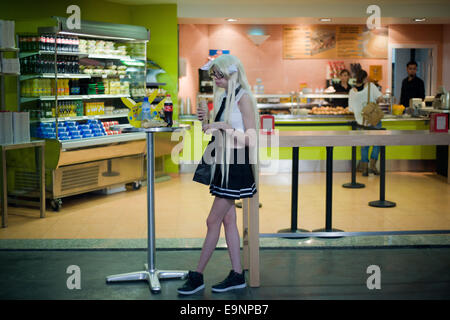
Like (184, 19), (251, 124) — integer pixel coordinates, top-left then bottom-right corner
(61, 132), (146, 150)
(276, 130), (450, 147)
(274, 115), (428, 123)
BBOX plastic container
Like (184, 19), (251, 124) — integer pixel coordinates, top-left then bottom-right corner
(69, 129), (81, 135)
(40, 122), (53, 129)
(78, 124), (90, 130)
(82, 133), (94, 138)
(65, 121), (77, 128)
(58, 132), (70, 138)
(80, 129), (92, 135)
(43, 128), (56, 134)
(70, 134), (82, 140)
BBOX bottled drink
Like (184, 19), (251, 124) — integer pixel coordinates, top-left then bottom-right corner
(74, 36), (79, 52)
(163, 94), (173, 127)
(141, 97), (152, 121)
(47, 34), (55, 51)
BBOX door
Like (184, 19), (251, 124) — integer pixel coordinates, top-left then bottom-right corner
(391, 47), (434, 104)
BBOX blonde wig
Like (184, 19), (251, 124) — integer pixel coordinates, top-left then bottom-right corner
(207, 54), (259, 190)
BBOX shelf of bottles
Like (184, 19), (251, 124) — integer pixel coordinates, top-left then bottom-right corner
(18, 33), (147, 141)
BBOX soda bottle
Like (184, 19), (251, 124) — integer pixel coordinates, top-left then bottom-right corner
(163, 94), (173, 127)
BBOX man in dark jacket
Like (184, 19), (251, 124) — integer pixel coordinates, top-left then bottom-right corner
(400, 61), (425, 107)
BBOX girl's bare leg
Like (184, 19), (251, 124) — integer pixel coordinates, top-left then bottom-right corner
(223, 203), (242, 274)
(196, 196), (234, 274)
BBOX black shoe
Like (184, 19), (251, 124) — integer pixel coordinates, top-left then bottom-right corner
(212, 270), (246, 293)
(177, 271), (205, 295)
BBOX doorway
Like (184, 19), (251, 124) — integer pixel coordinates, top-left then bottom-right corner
(390, 45), (437, 105)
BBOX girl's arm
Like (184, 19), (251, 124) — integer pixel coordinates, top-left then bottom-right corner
(204, 93), (257, 148)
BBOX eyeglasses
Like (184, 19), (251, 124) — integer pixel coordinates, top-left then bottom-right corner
(209, 71), (225, 80)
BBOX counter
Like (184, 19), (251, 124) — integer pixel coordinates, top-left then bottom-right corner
(178, 114), (436, 173)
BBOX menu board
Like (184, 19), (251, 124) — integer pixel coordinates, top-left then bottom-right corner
(283, 25), (388, 59)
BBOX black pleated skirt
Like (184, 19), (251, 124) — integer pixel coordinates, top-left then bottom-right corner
(209, 146), (257, 200)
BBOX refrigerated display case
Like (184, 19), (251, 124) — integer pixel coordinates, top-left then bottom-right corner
(8, 17), (152, 211)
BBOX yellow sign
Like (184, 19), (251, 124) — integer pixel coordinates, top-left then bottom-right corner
(121, 91), (166, 128)
(369, 65), (383, 81)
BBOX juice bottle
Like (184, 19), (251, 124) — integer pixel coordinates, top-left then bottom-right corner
(64, 79), (69, 96)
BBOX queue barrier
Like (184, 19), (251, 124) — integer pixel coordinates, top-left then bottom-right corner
(241, 129), (450, 287)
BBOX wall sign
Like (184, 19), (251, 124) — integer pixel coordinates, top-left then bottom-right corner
(283, 25), (388, 59)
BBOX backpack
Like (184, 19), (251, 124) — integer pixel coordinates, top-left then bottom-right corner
(362, 83), (384, 127)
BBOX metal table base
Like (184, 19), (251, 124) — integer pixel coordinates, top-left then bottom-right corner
(106, 127), (188, 293)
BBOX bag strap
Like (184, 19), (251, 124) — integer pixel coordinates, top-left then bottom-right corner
(214, 85), (242, 122)
(214, 97), (226, 122)
(367, 82), (371, 102)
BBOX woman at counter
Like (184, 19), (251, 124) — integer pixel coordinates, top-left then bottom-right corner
(349, 69), (384, 176)
(332, 69), (352, 108)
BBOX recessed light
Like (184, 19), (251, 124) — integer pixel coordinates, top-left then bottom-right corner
(226, 18), (238, 22)
(414, 18), (426, 22)
(320, 18), (332, 22)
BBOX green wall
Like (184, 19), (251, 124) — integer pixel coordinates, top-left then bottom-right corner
(1, 1), (180, 172)
(0, 1), (178, 113)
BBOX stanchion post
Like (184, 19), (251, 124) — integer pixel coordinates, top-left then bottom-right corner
(277, 146), (310, 238)
(313, 146), (344, 237)
(343, 121), (365, 189)
(369, 145), (396, 208)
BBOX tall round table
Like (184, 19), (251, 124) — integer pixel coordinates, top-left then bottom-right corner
(106, 126), (189, 293)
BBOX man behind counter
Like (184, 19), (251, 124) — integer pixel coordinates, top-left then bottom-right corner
(400, 61), (425, 107)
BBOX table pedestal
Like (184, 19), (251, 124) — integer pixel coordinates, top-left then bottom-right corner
(106, 129), (187, 293)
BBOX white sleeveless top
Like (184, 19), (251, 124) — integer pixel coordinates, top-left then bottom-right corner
(218, 88), (247, 132)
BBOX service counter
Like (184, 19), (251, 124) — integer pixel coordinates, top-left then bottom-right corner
(178, 114), (437, 174)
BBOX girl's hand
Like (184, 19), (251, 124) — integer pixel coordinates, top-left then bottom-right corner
(202, 123), (210, 133)
(209, 122), (232, 130)
(197, 107), (207, 121)
(202, 122), (232, 133)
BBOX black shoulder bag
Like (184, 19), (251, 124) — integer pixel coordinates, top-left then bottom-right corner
(192, 98), (226, 185)
(192, 86), (241, 185)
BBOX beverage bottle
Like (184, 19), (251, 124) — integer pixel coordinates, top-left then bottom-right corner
(39, 35), (45, 51)
(22, 36), (28, 51)
(48, 34), (55, 51)
(74, 36), (79, 52)
(65, 79), (69, 95)
(141, 97), (152, 121)
(75, 57), (79, 74)
(163, 94), (173, 127)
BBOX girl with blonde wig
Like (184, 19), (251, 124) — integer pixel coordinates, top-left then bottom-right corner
(178, 54), (259, 295)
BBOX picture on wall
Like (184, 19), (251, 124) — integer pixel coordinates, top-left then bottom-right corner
(283, 25), (388, 59)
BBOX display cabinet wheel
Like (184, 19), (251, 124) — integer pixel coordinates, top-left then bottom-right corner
(50, 199), (62, 212)
(132, 181), (142, 190)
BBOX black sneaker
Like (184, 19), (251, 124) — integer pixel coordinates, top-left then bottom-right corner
(212, 270), (246, 293)
(177, 271), (205, 295)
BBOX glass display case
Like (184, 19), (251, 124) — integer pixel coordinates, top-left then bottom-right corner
(10, 17), (150, 211)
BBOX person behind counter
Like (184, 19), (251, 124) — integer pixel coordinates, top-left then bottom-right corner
(400, 61), (425, 108)
(332, 69), (352, 107)
(349, 69), (385, 176)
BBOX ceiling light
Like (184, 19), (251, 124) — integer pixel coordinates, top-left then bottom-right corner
(226, 18), (238, 22)
(414, 18), (426, 22)
(320, 18), (332, 22)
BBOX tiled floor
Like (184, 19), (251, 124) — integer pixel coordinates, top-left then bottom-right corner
(0, 172), (449, 240)
(1, 248), (449, 299)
